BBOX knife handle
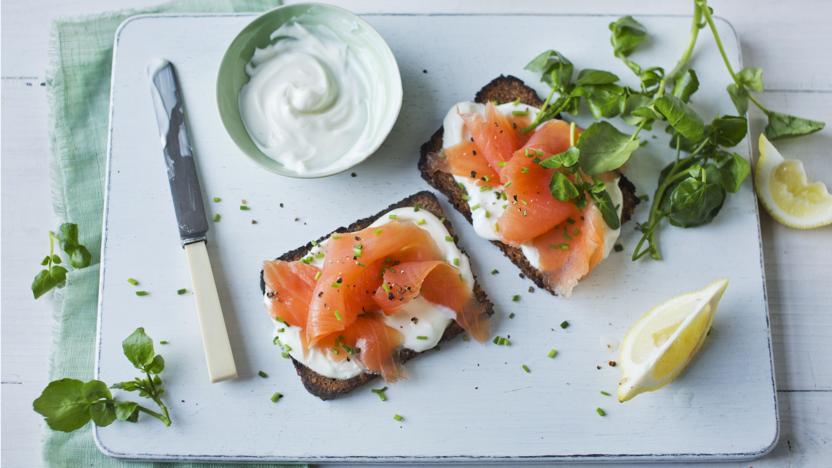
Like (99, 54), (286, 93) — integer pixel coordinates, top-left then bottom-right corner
(184, 241), (237, 383)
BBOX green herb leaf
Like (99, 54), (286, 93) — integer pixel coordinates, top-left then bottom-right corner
(708, 115), (747, 147)
(718, 152), (751, 193)
(540, 147), (580, 169)
(115, 401), (139, 421)
(672, 69), (700, 102)
(145, 355), (165, 374)
(764, 111), (825, 140)
(81, 380), (112, 402)
(737, 67), (764, 92)
(575, 69), (619, 86)
(589, 187), (621, 230)
(575, 84), (626, 119)
(32, 378), (91, 432)
(667, 178), (726, 227)
(577, 121), (640, 175)
(122, 328), (155, 370)
(653, 95), (706, 142)
(525, 50), (574, 91)
(89, 401), (116, 427)
(32, 268), (59, 299)
(609, 15), (647, 57)
(549, 173), (581, 201)
(67, 245), (92, 269)
(726, 83), (749, 115)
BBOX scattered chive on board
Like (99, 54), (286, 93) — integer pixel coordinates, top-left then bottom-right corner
(371, 387), (388, 401)
(127, 278), (139, 286)
(212, 197), (221, 202)
(512, 294), (520, 302)
(596, 407), (607, 417)
(547, 348), (559, 358)
(560, 320), (570, 329)
(159, 340), (169, 345)
(601, 390), (611, 396)
(257, 370), (268, 378)
(393, 414), (404, 422)
(212, 214), (221, 222)
(176, 288), (187, 295)
(521, 364), (531, 373)
(271, 392), (283, 403)
(135, 290), (149, 297)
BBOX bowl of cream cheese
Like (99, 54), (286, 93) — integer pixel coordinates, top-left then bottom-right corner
(217, 3), (403, 177)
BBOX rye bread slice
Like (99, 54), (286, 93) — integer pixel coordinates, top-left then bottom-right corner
(259, 191), (494, 400)
(418, 75), (639, 295)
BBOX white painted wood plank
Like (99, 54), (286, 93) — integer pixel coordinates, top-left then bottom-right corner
(4, 0), (832, 90)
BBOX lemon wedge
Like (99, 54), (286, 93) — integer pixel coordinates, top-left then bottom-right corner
(755, 134), (832, 229)
(617, 279), (728, 402)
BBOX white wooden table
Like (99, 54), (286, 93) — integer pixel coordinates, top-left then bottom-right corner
(1, 1), (830, 466)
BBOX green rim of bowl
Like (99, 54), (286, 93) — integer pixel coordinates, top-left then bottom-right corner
(216, 3), (403, 178)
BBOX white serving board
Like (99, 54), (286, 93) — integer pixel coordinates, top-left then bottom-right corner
(95, 11), (777, 463)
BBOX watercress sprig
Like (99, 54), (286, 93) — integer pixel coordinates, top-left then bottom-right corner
(33, 328), (172, 432)
(524, 0), (823, 261)
(32, 223), (92, 299)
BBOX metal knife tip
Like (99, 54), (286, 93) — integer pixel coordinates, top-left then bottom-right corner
(147, 58), (172, 80)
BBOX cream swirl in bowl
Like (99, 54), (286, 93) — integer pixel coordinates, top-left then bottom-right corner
(218, 4), (402, 178)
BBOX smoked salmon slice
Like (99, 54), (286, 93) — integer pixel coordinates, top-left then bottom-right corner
(263, 260), (319, 329)
(443, 139), (499, 187)
(340, 314), (405, 381)
(373, 260), (490, 341)
(462, 103), (529, 173)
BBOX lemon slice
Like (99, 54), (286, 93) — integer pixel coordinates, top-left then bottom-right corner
(755, 134), (832, 229)
(617, 279), (728, 402)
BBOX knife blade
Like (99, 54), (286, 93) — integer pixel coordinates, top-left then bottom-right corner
(149, 60), (237, 383)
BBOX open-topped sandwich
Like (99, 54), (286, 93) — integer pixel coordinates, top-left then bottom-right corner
(260, 192), (493, 399)
(420, 76), (639, 297)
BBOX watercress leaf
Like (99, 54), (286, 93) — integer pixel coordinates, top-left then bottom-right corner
(590, 188), (621, 229)
(709, 115), (747, 147)
(653, 95), (706, 142)
(68, 245), (92, 269)
(51, 255), (62, 264)
(81, 380), (112, 402)
(737, 67), (764, 92)
(122, 327), (155, 370)
(576, 69), (619, 86)
(672, 69), (700, 102)
(720, 153), (751, 193)
(577, 121), (640, 175)
(115, 401), (140, 421)
(639, 66), (665, 94)
(32, 269), (58, 299)
(667, 178), (726, 227)
(49, 265), (68, 286)
(764, 111), (825, 140)
(110, 379), (141, 392)
(727, 83), (749, 115)
(540, 147), (580, 169)
(41, 255), (50, 266)
(57, 223), (80, 250)
(89, 401), (117, 427)
(622, 94), (656, 127)
(145, 355), (165, 374)
(549, 173), (581, 201)
(525, 50), (573, 90)
(579, 84), (626, 119)
(32, 378), (91, 432)
(609, 15), (648, 57)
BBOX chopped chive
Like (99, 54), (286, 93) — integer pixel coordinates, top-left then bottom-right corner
(374, 228), (383, 235)
(258, 370), (268, 378)
(512, 109), (529, 116)
(596, 407), (607, 417)
(212, 197), (221, 202)
(560, 320), (570, 329)
(314, 271), (321, 280)
(470, 203), (481, 211)
(417, 219), (427, 225)
(311, 240), (318, 246)
(334, 310), (342, 321)
(371, 387), (388, 401)
(416, 335), (428, 340)
(240, 205), (250, 211)
(212, 213), (221, 222)
(353, 244), (363, 258)
(520, 166), (529, 174)
(127, 278), (139, 286)
(600, 390), (611, 396)
(559, 243), (570, 250)
(393, 414), (404, 422)
(314, 251), (325, 259)
(613, 243), (624, 252)
(479, 185), (491, 192)
(273, 336), (282, 346)
(490, 269), (499, 275)
(512, 294), (520, 302)
(331, 278), (342, 288)
(177, 288), (187, 295)
(277, 327), (285, 333)
(382, 282), (391, 293)
(497, 161), (508, 167)
(547, 348), (558, 359)
(508, 312), (516, 319)
(444, 235), (454, 242)
(271, 392), (283, 403)
(388, 214), (398, 220)
(413, 203), (422, 212)
(484, 210), (491, 219)
(521, 364), (531, 373)
(492, 336), (511, 346)
(159, 340), (169, 345)
(135, 290), (149, 297)
(453, 258), (460, 267)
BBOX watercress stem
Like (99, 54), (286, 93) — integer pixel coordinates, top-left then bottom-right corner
(666, 2), (703, 83)
(144, 371), (171, 425)
(135, 404), (171, 426)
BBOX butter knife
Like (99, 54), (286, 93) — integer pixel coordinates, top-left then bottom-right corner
(149, 59), (237, 383)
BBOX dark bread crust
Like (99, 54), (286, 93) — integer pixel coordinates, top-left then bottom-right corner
(418, 75), (639, 295)
(260, 191), (494, 400)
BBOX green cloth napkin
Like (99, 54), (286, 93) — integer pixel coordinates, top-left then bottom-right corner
(44, 1), (300, 466)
